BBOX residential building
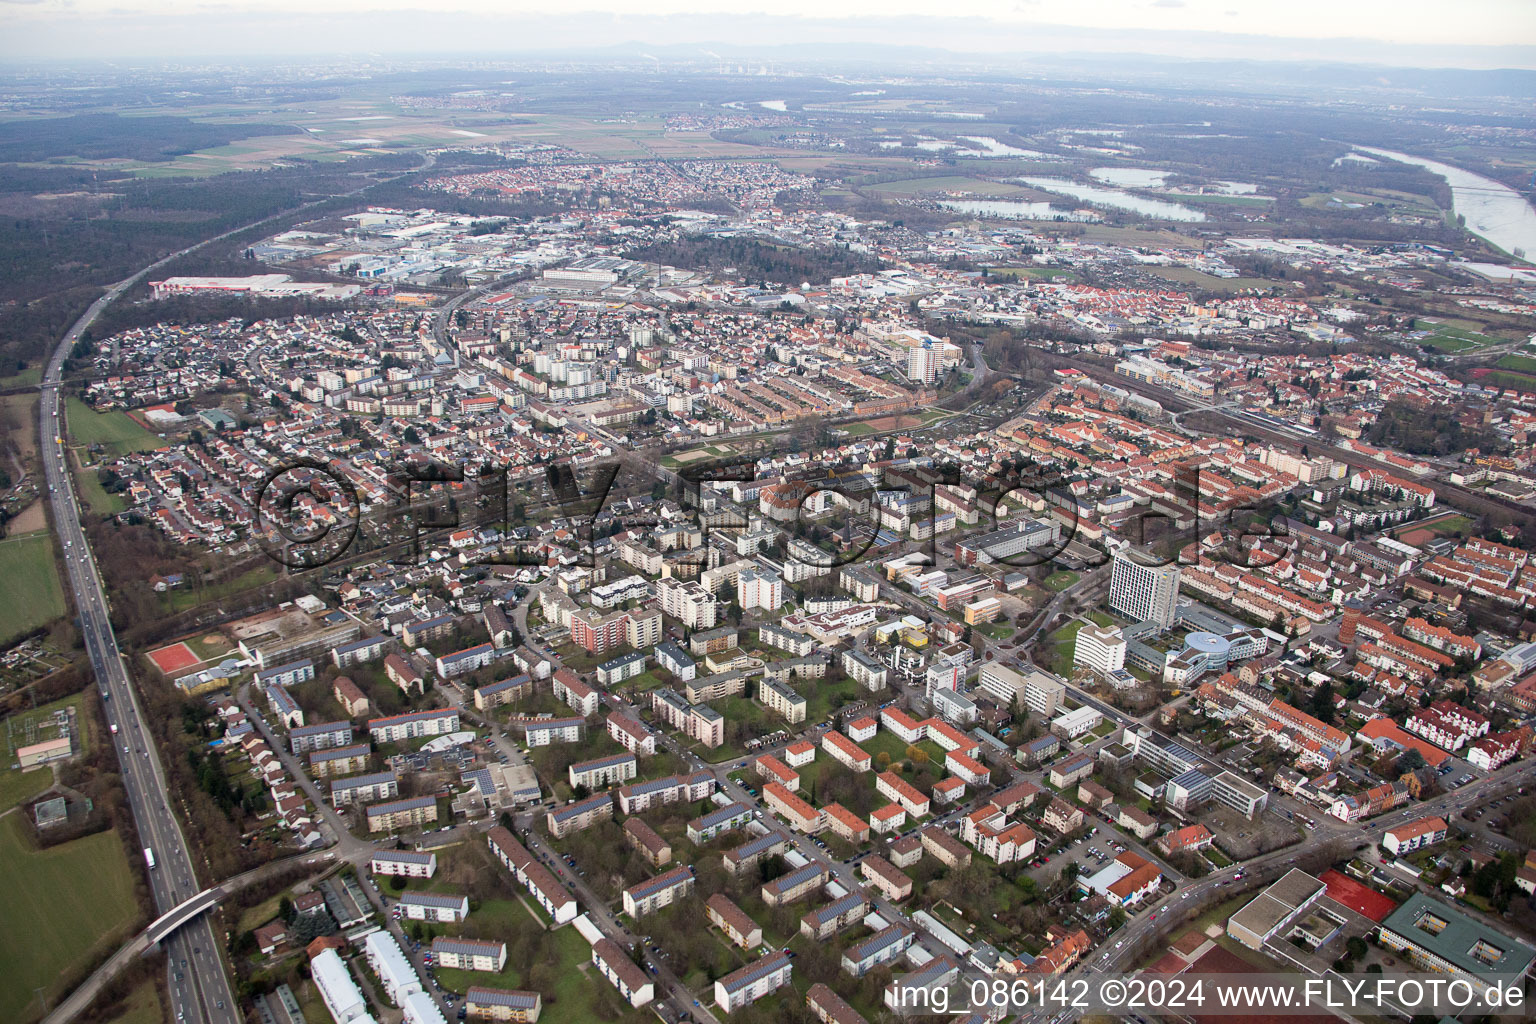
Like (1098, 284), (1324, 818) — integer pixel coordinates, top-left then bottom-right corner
(432, 938), (507, 973)
(714, 951), (792, 1013)
(568, 752), (637, 790)
(763, 863), (829, 907)
(707, 893), (763, 950)
(547, 793), (614, 838)
(842, 924), (914, 976)
(365, 795), (438, 833)
(592, 938), (653, 1007)
(623, 865), (695, 918)
(398, 892), (470, 923)
(1384, 816), (1449, 856)
(371, 850), (437, 879)
(463, 988), (542, 1023)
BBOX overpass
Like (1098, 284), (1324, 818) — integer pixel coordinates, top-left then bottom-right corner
(144, 888), (223, 948)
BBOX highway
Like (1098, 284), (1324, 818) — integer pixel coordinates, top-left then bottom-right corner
(42, 310), (240, 1023)
(37, 155), (439, 1024)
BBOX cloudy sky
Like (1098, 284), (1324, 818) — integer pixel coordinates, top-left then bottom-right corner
(2, 0), (1533, 65)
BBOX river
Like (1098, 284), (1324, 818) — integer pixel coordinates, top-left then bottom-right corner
(1354, 145), (1536, 262)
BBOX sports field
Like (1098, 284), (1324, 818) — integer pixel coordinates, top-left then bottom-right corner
(147, 641), (201, 675)
(0, 813), (140, 1023)
(1414, 318), (1500, 352)
(0, 531), (66, 644)
(65, 397), (164, 458)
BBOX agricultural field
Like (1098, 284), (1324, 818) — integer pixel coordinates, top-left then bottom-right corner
(0, 813), (140, 1024)
(64, 398), (165, 458)
(0, 531), (66, 645)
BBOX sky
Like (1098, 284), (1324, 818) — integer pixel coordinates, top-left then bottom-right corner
(2, 0), (1534, 65)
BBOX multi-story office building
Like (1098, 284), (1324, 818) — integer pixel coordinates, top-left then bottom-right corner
(1108, 549), (1181, 629)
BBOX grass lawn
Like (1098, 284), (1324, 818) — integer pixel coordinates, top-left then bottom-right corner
(103, 979), (162, 1024)
(975, 622), (1015, 640)
(65, 397), (165, 458)
(1086, 610), (1115, 627)
(0, 531), (66, 645)
(1045, 620), (1085, 676)
(434, 906), (638, 1024)
(0, 813), (141, 1024)
(73, 461), (126, 514)
(1042, 570), (1080, 593)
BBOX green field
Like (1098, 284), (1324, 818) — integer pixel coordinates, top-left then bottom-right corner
(984, 266), (1079, 281)
(1479, 369), (1536, 392)
(1414, 318), (1500, 352)
(103, 980), (162, 1024)
(1495, 353), (1536, 373)
(65, 398), (165, 458)
(1043, 570), (1080, 593)
(1146, 267), (1288, 293)
(0, 813), (141, 1024)
(74, 462), (127, 514)
(0, 531), (66, 644)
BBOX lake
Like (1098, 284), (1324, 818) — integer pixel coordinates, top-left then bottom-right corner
(1355, 146), (1536, 262)
(941, 200), (1100, 222)
(1015, 177), (1206, 222)
(1090, 167), (1170, 188)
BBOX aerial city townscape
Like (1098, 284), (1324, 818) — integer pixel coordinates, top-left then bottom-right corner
(4, 3), (1536, 1024)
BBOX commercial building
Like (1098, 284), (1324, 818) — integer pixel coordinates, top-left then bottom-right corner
(1108, 549), (1181, 629)
(1378, 893), (1536, 992)
(1228, 869), (1329, 951)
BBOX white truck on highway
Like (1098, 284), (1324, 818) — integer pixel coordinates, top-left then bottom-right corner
(143, 847), (156, 870)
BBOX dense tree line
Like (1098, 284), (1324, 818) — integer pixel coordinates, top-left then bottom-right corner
(623, 235), (882, 286)
(0, 113), (301, 164)
(1366, 400), (1498, 457)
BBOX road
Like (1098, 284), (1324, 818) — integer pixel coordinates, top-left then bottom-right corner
(38, 155), (438, 1024)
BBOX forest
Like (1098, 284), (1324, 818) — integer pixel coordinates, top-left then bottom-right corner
(0, 153), (421, 377)
(623, 235), (883, 286)
(1365, 399), (1498, 457)
(0, 113), (299, 164)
